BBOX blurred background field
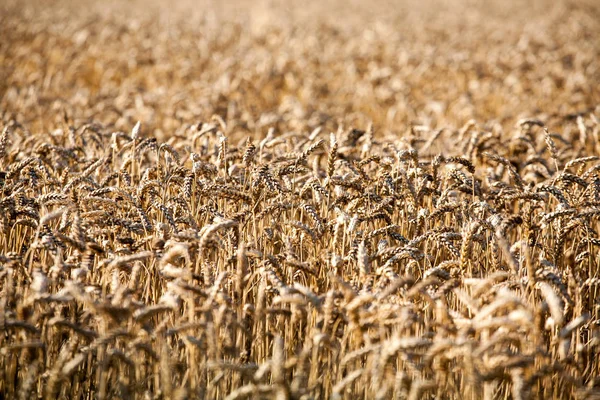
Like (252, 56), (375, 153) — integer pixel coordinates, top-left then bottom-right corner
(2, 0), (598, 142)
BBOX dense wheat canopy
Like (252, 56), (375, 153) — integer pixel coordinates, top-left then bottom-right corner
(1, 0), (599, 399)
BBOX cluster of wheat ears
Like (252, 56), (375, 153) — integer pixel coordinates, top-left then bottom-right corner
(1, 0), (600, 399)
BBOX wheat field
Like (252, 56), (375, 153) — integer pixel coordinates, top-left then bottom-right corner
(1, 0), (600, 399)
